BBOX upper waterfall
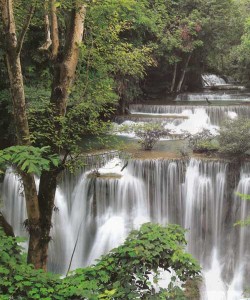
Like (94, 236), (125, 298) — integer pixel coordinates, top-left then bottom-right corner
(202, 74), (227, 87)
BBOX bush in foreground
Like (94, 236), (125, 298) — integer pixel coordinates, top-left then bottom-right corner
(0, 223), (200, 299)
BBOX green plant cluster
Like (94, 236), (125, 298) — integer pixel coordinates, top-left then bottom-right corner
(234, 192), (250, 227)
(0, 229), (59, 300)
(218, 118), (250, 155)
(0, 223), (200, 300)
(186, 117), (250, 156)
(118, 123), (170, 150)
(0, 146), (60, 175)
(185, 129), (219, 153)
(134, 124), (170, 151)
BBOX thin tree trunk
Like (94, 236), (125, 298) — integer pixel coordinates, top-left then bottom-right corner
(170, 62), (177, 93)
(176, 52), (192, 93)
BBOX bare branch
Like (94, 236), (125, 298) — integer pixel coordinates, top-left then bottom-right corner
(16, 5), (35, 55)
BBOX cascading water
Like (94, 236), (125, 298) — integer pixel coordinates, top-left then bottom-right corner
(2, 170), (27, 239)
(175, 92), (250, 101)
(128, 104), (250, 126)
(202, 74), (227, 87)
(2, 157), (250, 299)
(2, 74), (250, 299)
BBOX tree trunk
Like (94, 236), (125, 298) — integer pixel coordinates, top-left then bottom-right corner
(37, 171), (58, 270)
(50, 0), (59, 59)
(1, 0), (86, 270)
(0, 0), (44, 268)
(35, 4), (86, 269)
(176, 52), (192, 93)
(170, 62), (177, 93)
(51, 5), (86, 116)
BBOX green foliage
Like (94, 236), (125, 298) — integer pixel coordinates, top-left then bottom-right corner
(118, 123), (170, 150)
(185, 129), (218, 153)
(227, 12), (250, 82)
(199, 0), (244, 76)
(0, 227), (60, 300)
(234, 218), (250, 227)
(60, 223), (200, 299)
(235, 192), (250, 201)
(0, 89), (14, 146)
(0, 146), (60, 175)
(0, 223), (200, 299)
(234, 192), (250, 227)
(75, 0), (155, 108)
(186, 118), (250, 156)
(218, 118), (250, 155)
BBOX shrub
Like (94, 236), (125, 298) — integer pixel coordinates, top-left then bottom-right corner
(185, 129), (218, 153)
(0, 223), (200, 299)
(118, 123), (170, 150)
(0, 228), (59, 300)
(218, 118), (250, 155)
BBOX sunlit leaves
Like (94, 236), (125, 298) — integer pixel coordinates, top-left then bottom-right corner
(0, 146), (60, 175)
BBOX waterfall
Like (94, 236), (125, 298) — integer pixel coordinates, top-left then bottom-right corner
(202, 74), (227, 87)
(129, 104), (250, 126)
(2, 157), (250, 299)
(175, 92), (250, 101)
(1, 169), (27, 239)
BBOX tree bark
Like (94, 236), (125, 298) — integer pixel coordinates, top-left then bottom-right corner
(50, 0), (59, 59)
(176, 52), (192, 93)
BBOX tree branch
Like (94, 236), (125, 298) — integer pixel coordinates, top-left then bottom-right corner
(16, 5), (35, 55)
(0, 211), (15, 237)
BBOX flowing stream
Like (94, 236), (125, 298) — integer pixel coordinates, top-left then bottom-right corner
(1, 75), (250, 299)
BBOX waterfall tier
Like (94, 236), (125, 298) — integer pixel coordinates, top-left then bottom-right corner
(2, 157), (250, 299)
(202, 74), (227, 87)
(128, 104), (250, 126)
(175, 92), (250, 101)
